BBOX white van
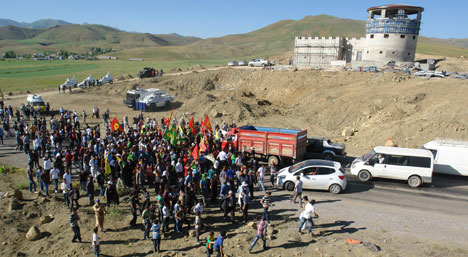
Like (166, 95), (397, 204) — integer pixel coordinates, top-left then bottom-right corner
(423, 139), (468, 176)
(351, 146), (433, 187)
(26, 94), (45, 113)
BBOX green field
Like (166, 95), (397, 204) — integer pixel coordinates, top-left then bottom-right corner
(0, 58), (229, 92)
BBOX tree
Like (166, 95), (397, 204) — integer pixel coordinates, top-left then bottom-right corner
(3, 51), (16, 58)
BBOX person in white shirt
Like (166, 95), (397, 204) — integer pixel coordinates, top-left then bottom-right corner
(92, 227), (100, 257)
(298, 197), (318, 234)
(175, 158), (183, 174)
(50, 166), (60, 192)
(217, 150), (228, 168)
(291, 176), (303, 206)
(63, 171), (72, 187)
(257, 165), (266, 193)
(61, 179), (71, 208)
(162, 205), (170, 232)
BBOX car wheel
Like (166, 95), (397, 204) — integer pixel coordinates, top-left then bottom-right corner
(284, 181), (295, 191)
(358, 170), (371, 182)
(268, 156), (279, 166)
(408, 175), (422, 188)
(323, 153), (334, 160)
(262, 63), (266, 67)
(329, 184), (342, 194)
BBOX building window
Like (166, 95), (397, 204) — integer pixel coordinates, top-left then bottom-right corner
(384, 34), (389, 38)
(392, 51), (396, 55)
(408, 52), (411, 56)
(367, 51), (369, 54)
(400, 35), (405, 39)
(370, 34), (374, 39)
(413, 36), (416, 40)
(380, 51), (383, 54)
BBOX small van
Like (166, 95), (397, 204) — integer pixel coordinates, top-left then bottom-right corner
(423, 139), (468, 176)
(26, 94), (45, 113)
(351, 146), (434, 187)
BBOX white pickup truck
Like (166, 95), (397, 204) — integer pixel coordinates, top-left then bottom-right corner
(248, 58), (271, 67)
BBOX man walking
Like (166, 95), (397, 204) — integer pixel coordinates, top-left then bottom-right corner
(241, 189), (249, 224)
(291, 176), (303, 206)
(70, 208), (82, 242)
(213, 231), (227, 257)
(151, 218), (161, 253)
(93, 199), (107, 232)
(249, 215), (267, 252)
(298, 196), (318, 234)
(260, 191), (273, 225)
(257, 164), (266, 193)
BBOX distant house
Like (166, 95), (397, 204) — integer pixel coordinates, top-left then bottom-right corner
(97, 56), (118, 60)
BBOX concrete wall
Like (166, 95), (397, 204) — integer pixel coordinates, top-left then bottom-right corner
(293, 37), (344, 68)
(362, 30), (418, 62)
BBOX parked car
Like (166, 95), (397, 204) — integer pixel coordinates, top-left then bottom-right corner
(97, 72), (113, 85)
(277, 159), (347, 194)
(137, 67), (158, 78)
(249, 58), (271, 67)
(78, 75), (95, 88)
(228, 61), (239, 67)
(306, 137), (346, 160)
(423, 139), (468, 176)
(238, 60), (248, 66)
(351, 146), (433, 188)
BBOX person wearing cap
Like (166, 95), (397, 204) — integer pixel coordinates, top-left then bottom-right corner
(249, 215), (268, 253)
(93, 198), (107, 232)
(223, 190), (235, 223)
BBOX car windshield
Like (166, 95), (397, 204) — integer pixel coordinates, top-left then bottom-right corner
(358, 149), (376, 162)
(288, 162), (306, 173)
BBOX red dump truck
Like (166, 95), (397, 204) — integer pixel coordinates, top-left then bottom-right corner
(221, 125), (307, 165)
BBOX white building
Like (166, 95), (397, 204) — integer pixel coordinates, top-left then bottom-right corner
(293, 4), (424, 69)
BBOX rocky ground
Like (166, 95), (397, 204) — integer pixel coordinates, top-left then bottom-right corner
(1, 55), (468, 256)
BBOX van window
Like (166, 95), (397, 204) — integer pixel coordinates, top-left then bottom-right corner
(387, 155), (408, 166)
(408, 156), (431, 168)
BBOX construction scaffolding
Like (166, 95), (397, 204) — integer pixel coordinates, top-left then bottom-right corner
(293, 37), (345, 69)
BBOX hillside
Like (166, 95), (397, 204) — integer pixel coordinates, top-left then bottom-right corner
(0, 24), (201, 53)
(0, 18), (71, 29)
(0, 26), (43, 40)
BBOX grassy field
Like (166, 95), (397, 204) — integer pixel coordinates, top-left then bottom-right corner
(0, 58), (229, 93)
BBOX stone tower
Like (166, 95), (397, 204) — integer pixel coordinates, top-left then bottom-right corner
(362, 4), (424, 63)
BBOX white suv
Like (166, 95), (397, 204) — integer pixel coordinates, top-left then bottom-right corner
(248, 58), (270, 67)
(277, 160), (347, 194)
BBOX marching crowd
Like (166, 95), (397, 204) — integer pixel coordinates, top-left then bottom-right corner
(1, 101), (319, 257)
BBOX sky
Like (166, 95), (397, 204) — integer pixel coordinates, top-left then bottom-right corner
(1, 0), (466, 39)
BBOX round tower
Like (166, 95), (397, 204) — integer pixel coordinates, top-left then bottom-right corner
(362, 4), (424, 63)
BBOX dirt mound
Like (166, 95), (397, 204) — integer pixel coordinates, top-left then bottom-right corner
(186, 64), (205, 71)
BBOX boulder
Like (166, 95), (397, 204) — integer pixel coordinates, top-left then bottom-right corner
(312, 230), (323, 237)
(6, 189), (23, 200)
(188, 230), (196, 237)
(26, 226), (42, 241)
(342, 128), (354, 137)
(40, 215), (54, 224)
(8, 199), (21, 212)
(247, 221), (257, 229)
(210, 109), (222, 118)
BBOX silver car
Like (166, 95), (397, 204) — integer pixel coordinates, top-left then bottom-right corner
(238, 60), (247, 66)
(228, 61), (238, 67)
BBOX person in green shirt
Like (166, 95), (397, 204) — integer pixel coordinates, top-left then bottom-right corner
(206, 230), (215, 257)
(142, 205), (152, 240)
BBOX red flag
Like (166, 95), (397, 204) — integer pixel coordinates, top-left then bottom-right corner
(200, 117), (205, 134)
(110, 117), (124, 132)
(204, 114), (212, 132)
(166, 110), (173, 127)
(188, 116), (196, 135)
(192, 144), (199, 159)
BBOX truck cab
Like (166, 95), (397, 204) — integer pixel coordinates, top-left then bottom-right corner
(306, 137), (346, 160)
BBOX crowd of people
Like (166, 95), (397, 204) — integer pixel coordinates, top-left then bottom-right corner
(2, 100), (320, 256)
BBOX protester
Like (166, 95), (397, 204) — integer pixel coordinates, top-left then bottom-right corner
(213, 231), (227, 257)
(93, 199), (107, 232)
(260, 191), (273, 225)
(206, 230), (216, 257)
(298, 197), (318, 234)
(291, 176), (303, 206)
(249, 215), (267, 252)
(151, 218), (161, 253)
(70, 208), (82, 242)
(92, 227), (100, 257)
